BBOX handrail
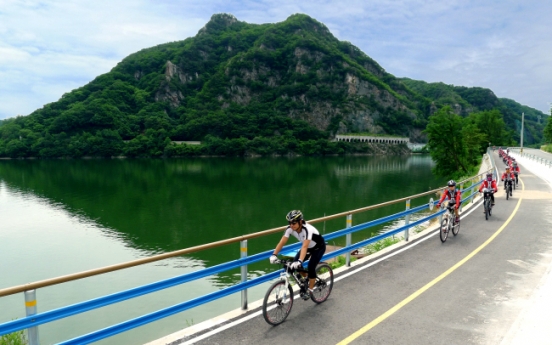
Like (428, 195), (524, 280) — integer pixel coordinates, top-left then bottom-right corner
(0, 170), (490, 298)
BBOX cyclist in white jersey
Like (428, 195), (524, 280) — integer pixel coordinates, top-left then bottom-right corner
(270, 210), (326, 296)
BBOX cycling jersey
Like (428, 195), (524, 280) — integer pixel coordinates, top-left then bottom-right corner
(284, 223), (324, 250)
(512, 166), (521, 173)
(438, 188), (462, 206)
(479, 180), (498, 193)
(501, 172), (515, 180)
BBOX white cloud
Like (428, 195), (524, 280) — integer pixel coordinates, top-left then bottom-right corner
(0, 0), (551, 119)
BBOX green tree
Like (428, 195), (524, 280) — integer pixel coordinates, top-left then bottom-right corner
(544, 115), (552, 143)
(424, 106), (469, 177)
(470, 109), (508, 149)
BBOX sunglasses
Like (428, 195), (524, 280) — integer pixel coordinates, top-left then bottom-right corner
(288, 220), (299, 225)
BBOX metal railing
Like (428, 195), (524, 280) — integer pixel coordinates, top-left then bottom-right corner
(508, 147), (552, 168)
(0, 170), (489, 344)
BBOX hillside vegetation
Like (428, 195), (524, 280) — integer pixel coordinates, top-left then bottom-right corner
(0, 13), (547, 158)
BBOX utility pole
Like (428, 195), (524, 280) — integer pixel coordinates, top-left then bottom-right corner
(520, 112), (524, 155)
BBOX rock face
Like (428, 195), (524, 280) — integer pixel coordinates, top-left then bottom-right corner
(146, 13), (429, 141)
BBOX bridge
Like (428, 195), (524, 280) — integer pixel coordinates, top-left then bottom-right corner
(334, 135), (409, 145)
(1, 149), (551, 344)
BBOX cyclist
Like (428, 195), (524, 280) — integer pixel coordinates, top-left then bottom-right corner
(269, 210), (326, 297)
(436, 180), (462, 223)
(501, 167), (515, 191)
(512, 162), (521, 184)
(479, 173), (497, 209)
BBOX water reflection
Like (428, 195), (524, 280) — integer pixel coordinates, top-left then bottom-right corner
(0, 156), (444, 286)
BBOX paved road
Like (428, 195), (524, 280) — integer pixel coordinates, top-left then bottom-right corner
(184, 153), (552, 345)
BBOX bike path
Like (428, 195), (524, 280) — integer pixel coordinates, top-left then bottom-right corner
(179, 155), (552, 345)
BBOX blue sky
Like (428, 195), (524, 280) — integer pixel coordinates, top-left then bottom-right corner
(1, 0), (551, 120)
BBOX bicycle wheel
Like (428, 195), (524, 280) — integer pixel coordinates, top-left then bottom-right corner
(440, 216), (449, 242)
(506, 187), (509, 200)
(452, 217), (460, 236)
(262, 280), (294, 326)
(310, 263), (334, 304)
(484, 200), (489, 221)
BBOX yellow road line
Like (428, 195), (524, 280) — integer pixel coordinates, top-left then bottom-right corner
(337, 179), (525, 345)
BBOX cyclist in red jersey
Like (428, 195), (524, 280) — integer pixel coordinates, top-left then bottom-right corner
(501, 167), (515, 190)
(512, 161), (521, 184)
(436, 180), (462, 223)
(479, 173), (498, 209)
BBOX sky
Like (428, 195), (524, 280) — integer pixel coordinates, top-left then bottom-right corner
(1, 0), (551, 120)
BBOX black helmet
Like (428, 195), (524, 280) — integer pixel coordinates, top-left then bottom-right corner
(486, 173), (493, 180)
(286, 210), (303, 223)
(447, 180), (456, 187)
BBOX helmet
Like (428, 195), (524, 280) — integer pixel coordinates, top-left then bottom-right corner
(286, 210), (303, 223)
(506, 167), (510, 171)
(447, 180), (456, 187)
(513, 162), (517, 166)
(486, 173), (493, 181)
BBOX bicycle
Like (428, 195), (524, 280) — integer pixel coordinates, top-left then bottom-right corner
(504, 178), (513, 200)
(514, 172), (519, 188)
(482, 188), (494, 220)
(439, 201), (460, 242)
(263, 258), (334, 326)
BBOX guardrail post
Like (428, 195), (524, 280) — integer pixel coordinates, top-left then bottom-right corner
(240, 240), (248, 310)
(24, 290), (40, 345)
(346, 214), (352, 267)
(404, 199), (411, 241)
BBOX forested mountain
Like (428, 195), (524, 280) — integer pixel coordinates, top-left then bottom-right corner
(0, 13), (547, 158)
(400, 79), (546, 144)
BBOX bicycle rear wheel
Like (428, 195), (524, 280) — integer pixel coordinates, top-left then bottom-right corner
(440, 216), (449, 242)
(310, 263), (334, 304)
(263, 280), (294, 326)
(452, 217), (460, 236)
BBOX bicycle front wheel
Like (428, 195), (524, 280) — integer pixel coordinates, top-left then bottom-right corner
(440, 216), (449, 242)
(262, 280), (294, 326)
(506, 187), (509, 200)
(484, 200), (489, 221)
(310, 263), (334, 304)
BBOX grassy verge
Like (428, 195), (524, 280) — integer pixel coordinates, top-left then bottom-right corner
(542, 144), (552, 154)
(0, 330), (27, 345)
(329, 255), (357, 270)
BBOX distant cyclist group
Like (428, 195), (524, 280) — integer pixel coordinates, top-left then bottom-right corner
(434, 147), (520, 227)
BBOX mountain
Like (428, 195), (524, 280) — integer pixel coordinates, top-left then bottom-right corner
(399, 78), (547, 144)
(0, 13), (546, 158)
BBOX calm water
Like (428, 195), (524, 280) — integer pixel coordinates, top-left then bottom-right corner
(0, 155), (444, 344)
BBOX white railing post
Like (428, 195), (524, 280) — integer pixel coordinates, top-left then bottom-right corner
(24, 290), (40, 345)
(404, 199), (411, 241)
(240, 240), (248, 310)
(346, 214), (352, 267)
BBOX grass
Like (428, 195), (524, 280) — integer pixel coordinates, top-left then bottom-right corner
(362, 236), (401, 255)
(542, 144), (552, 154)
(0, 330), (27, 345)
(329, 255), (357, 270)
